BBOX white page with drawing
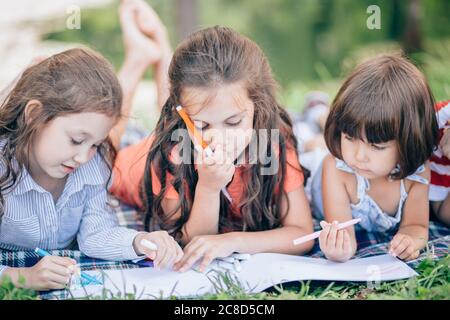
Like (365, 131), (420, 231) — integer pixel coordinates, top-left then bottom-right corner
(67, 253), (417, 299)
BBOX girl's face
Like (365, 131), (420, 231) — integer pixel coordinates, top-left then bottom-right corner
(340, 133), (399, 179)
(180, 82), (255, 163)
(29, 112), (116, 183)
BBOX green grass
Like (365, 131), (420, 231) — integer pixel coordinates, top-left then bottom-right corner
(0, 276), (37, 300)
(1, 254), (448, 300)
(195, 254), (450, 300)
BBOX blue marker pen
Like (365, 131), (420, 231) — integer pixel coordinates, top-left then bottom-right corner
(34, 248), (102, 285)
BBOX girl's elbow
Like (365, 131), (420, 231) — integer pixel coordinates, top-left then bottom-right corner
(78, 242), (95, 258)
(293, 239), (314, 255)
(77, 238), (101, 258)
(303, 239), (315, 253)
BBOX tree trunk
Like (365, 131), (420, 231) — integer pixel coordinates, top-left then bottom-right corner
(403, 0), (423, 55)
(175, 0), (199, 42)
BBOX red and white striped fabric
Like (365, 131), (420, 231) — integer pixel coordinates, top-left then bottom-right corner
(430, 100), (450, 201)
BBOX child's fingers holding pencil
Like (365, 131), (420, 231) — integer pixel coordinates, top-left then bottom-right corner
(318, 222), (330, 250)
(41, 260), (73, 280)
(48, 255), (77, 266)
(343, 230), (352, 252)
(140, 247), (156, 261)
(140, 231), (183, 270)
(31, 257), (73, 289)
(203, 154), (216, 167)
(336, 228), (345, 250)
(327, 221), (339, 247)
(45, 256), (77, 275)
(318, 221), (330, 242)
(45, 271), (71, 287)
(212, 144), (225, 165)
(319, 220), (329, 229)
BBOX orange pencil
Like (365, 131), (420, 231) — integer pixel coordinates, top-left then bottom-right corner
(175, 105), (232, 202)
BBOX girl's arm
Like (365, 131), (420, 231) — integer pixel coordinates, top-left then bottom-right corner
(158, 184), (222, 245)
(390, 164), (430, 260)
(77, 185), (147, 260)
(227, 185), (314, 255)
(78, 184), (183, 268)
(1, 256), (77, 291)
(180, 184), (221, 243)
(173, 185), (314, 273)
(165, 146), (233, 244)
(319, 154), (358, 261)
(147, 151), (227, 245)
(431, 197), (450, 226)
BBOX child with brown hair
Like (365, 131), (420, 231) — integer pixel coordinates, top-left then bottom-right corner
(311, 54), (439, 262)
(0, 47), (182, 290)
(111, 26), (314, 273)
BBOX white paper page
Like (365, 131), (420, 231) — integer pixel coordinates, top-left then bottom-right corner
(236, 253), (418, 293)
(67, 260), (226, 299)
(67, 254), (417, 299)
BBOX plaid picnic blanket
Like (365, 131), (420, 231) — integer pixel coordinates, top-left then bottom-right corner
(1, 201), (449, 299)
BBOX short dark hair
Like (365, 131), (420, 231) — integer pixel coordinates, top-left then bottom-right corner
(324, 54), (439, 179)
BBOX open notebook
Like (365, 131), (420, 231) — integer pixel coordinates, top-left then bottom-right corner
(68, 253), (417, 299)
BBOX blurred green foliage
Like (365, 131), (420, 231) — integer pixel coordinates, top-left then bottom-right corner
(45, 0), (450, 105)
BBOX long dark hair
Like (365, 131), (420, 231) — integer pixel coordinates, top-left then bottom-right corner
(141, 26), (304, 240)
(0, 48), (122, 215)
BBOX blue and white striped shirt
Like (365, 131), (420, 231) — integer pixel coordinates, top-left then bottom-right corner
(0, 145), (143, 276)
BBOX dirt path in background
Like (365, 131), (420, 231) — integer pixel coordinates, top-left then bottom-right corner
(0, 0), (158, 130)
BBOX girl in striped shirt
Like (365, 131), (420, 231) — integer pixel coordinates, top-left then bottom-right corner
(0, 48), (182, 291)
(429, 100), (450, 226)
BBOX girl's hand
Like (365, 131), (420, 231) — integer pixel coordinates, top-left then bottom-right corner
(318, 221), (354, 262)
(133, 231), (184, 270)
(5, 256), (78, 290)
(196, 144), (235, 194)
(173, 234), (237, 273)
(389, 233), (420, 261)
(119, 0), (162, 67)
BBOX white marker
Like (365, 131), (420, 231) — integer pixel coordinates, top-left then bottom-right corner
(231, 253), (251, 261)
(140, 239), (158, 251)
(233, 259), (242, 272)
(219, 256), (236, 264)
(292, 218), (362, 246)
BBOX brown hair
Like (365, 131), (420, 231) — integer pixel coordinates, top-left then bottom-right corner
(325, 54), (439, 179)
(0, 47), (122, 212)
(141, 26), (302, 238)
